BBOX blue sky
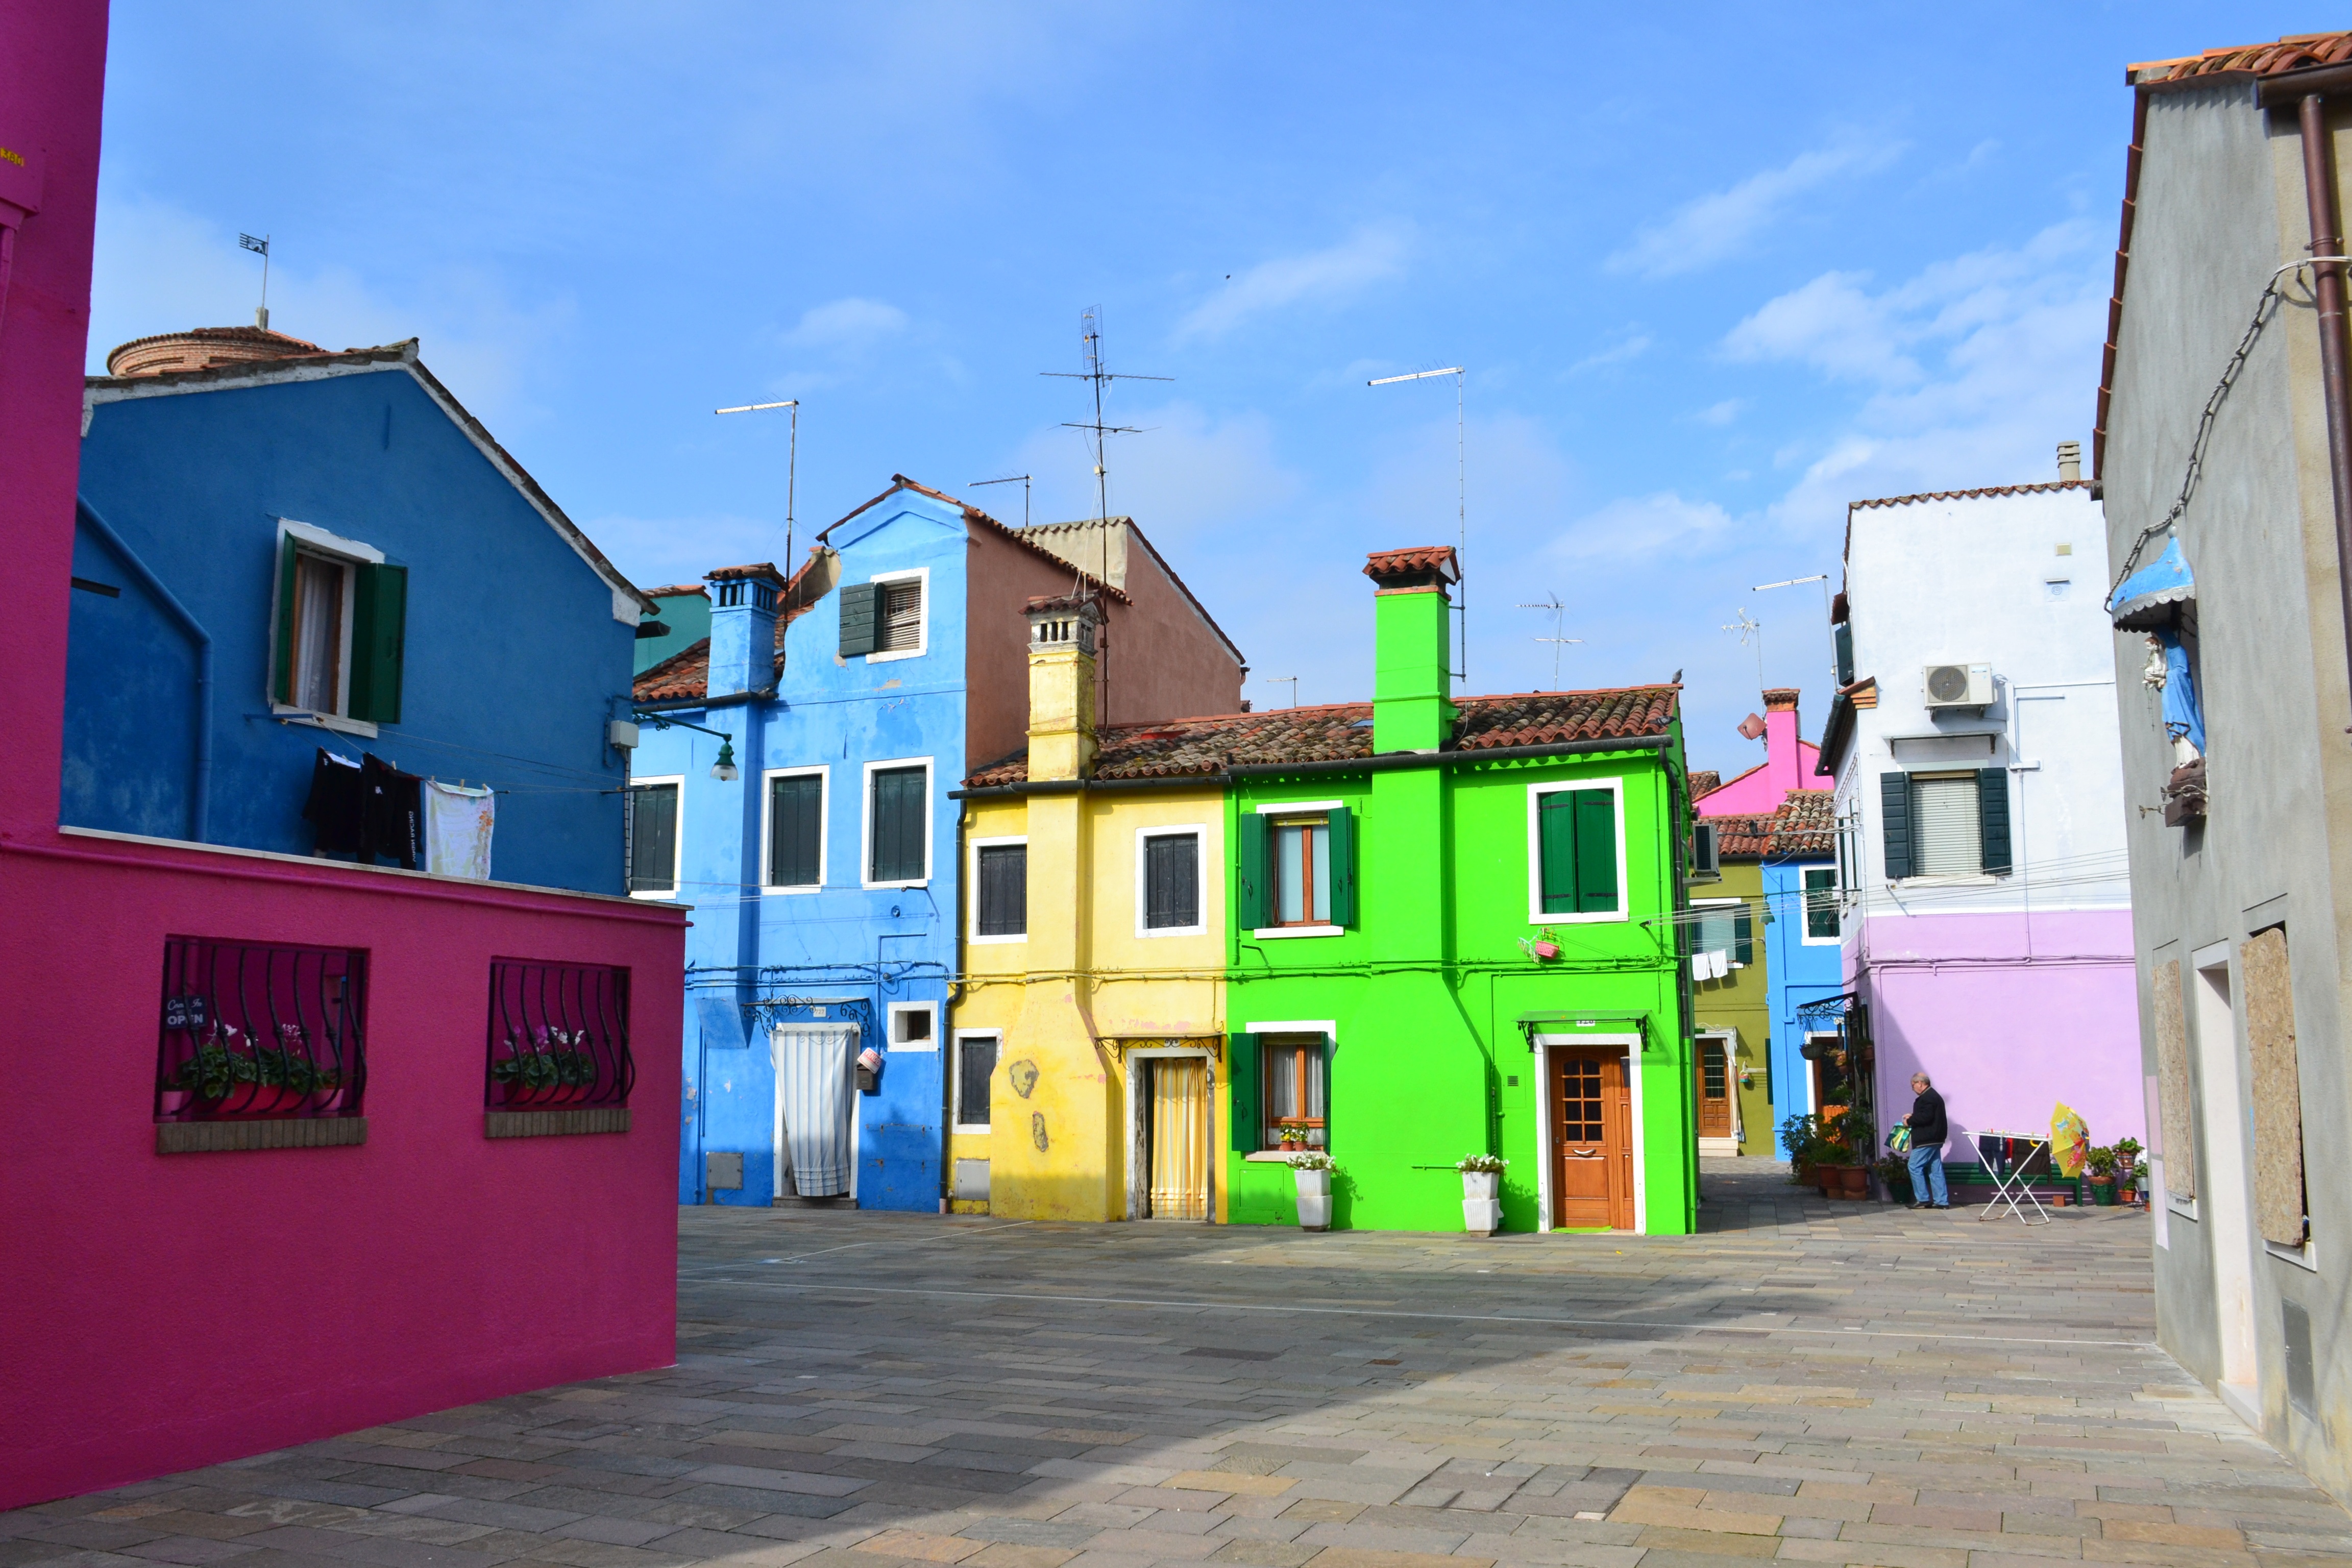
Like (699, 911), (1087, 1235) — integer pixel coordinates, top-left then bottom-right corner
(88, 2), (2314, 779)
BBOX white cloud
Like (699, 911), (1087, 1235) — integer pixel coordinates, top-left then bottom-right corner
(1569, 329), (1652, 374)
(1007, 400), (1304, 548)
(1546, 491), (1736, 562)
(1695, 398), (1746, 426)
(1721, 270), (1914, 384)
(1173, 223), (1410, 342)
(780, 296), (910, 352)
(1607, 138), (1906, 279)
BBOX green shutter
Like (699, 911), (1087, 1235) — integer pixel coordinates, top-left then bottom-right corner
(838, 581), (882, 657)
(1977, 767), (2013, 874)
(348, 562), (407, 723)
(1237, 812), (1267, 929)
(1228, 1032), (1259, 1152)
(1537, 792), (1576, 913)
(1316, 1033), (1333, 1150)
(1733, 902), (1754, 967)
(1879, 772), (1914, 879)
(1324, 805), (1355, 927)
(1833, 622), (1854, 687)
(1574, 788), (1618, 913)
(271, 534), (300, 704)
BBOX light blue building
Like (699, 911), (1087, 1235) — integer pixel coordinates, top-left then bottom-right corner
(69, 328), (654, 893)
(1760, 789), (1844, 1156)
(630, 480), (1245, 1213)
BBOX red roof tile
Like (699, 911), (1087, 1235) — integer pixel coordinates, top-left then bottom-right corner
(1363, 546), (1460, 586)
(2125, 32), (2352, 85)
(1687, 769), (1721, 799)
(1766, 787), (1835, 857)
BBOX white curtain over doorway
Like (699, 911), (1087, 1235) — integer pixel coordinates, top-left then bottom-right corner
(773, 1024), (856, 1197)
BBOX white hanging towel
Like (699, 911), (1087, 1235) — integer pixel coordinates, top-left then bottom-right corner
(424, 780), (495, 879)
(773, 1024), (856, 1197)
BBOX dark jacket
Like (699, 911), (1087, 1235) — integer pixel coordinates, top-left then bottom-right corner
(1907, 1088), (1948, 1147)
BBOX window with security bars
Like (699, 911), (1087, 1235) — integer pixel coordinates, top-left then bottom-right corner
(1536, 785), (1620, 915)
(955, 1036), (996, 1130)
(1143, 831), (1200, 930)
(880, 578), (922, 652)
(628, 782), (678, 893)
(869, 765), (927, 883)
(155, 937), (367, 1121)
(768, 773), (822, 887)
(976, 842), (1026, 936)
(1803, 867), (1840, 940)
(1263, 1035), (1327, 1147)
(484, 959), (633, 1109)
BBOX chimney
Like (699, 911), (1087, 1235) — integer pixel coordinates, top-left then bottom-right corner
(1363, 546), (1459, 752)
(1024, 595), (1101, 782)
(703, 563), (786, 699)
(2056, 440), (2082, 483)
(1762, 688), (1803, 796)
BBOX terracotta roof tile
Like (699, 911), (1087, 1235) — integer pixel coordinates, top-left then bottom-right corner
(1712, 813), (1777, 857)
(2125, 31), (2352, 85)
(1687, 769), (1721, 799)
(1849, 479), (2089, 512)
(1363, 545), (1461, 585)
(1766, 788), (1835, 857)
(965, 685), (1679, 788)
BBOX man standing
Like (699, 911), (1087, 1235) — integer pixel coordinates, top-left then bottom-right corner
(1903, 1071), (1950, 1210)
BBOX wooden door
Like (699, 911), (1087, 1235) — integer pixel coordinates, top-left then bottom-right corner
(1551, 1049), (1634, 1230)
(1696, 1040), (1732, 1138)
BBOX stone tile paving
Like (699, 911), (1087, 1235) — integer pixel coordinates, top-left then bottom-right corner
(8, 1162), (2348, 1568)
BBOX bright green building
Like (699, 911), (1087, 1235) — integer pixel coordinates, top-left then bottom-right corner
(1218, 547), (1699, 1235)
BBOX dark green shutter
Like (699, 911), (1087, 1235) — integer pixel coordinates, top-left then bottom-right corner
(1733, 902), (1754, 966)
(1316, 1033), (1333, 1150)
(1833, 622), (1854, 687)
(1538, 792), (1576, 913)
(838, 581), (882, 657)
(1574, 788), (1618, 913)
(272, 535), (300, 704)
(1879, 772), (1914, 880)
(349, 562), (407, 723)
(1228, 1032), (1259, 1152)
(1237, 812), (1267, 929)
(1325, 806), (1355, 927)
(1977, 766), (2013, 874)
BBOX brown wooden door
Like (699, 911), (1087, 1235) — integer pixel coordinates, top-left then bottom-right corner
(1696, 1040), (1732, 1138)
(1551, 1049), (1634, 1230)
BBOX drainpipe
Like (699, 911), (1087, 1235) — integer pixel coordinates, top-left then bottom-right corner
(75, 497), (212, 842)
(2298, 91), (2352, 704)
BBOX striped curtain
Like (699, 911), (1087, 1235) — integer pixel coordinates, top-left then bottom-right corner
(1148, 1058), (1209, 1220)
(773, 1024), (856, 1197)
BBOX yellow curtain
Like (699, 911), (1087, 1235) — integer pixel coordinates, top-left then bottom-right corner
(1148, 1058), (1208, 1220)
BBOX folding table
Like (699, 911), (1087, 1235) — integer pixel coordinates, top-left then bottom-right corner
(1973, 1131), (2052, 1225)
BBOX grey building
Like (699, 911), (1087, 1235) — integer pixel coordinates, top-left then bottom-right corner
(2096, 30), (2352, 1506)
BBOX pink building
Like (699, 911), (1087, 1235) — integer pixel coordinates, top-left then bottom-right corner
(1691, 688), (1826, 817)
(0, 5), (686, 1509)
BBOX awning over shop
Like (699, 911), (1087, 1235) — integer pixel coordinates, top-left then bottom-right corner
(2109, 537), (2196, 630)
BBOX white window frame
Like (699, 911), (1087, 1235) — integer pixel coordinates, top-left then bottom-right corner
(886, 999), (938, 1052)
(968, 834), (1028, 944)
(626, 774), (685, 901)
(952, 1030), (999, 1134)
(1690, 895), (1745, 968)
(1899, 769), (1987, 884)
(1236, 1019), (1336, 1163)
(1799, 866), (1842, 945)
(865, 566), (929, 664)
(759, 765), (827, 894)
(1136, 824), (1208, 939)
(860, 755), (933, 889)
(1251, 799), (1343, 939)
(1525, 776), (1629, 925)
(268, 518), (385, 738)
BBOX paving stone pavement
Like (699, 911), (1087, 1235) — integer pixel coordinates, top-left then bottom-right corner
(10, 1162), (2349, 1568)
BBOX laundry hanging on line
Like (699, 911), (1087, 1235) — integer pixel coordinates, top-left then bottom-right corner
(424, 779), (495, 879)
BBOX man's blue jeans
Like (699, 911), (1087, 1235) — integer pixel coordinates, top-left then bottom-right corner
(1906, 1144), (1948, 1206)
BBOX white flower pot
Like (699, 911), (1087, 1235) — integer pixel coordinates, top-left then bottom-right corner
(1463, 1197), (1502, 1236)
(1461, 1170), (1499, 1200)
(1294, 1168), (1331, 1231)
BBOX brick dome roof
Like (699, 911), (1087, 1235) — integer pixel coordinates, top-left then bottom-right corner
(104, 325), (327, 378)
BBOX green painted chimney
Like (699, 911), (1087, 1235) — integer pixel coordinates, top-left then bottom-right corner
(1365, 546), (1459, 752)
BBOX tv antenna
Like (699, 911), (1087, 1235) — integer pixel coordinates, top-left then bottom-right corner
(238, 233), (271, 329)
(970, 474), (1032, 529)
(715, 399), (799, 577)
(1754, 572), (1835, 689)
(1722, 608), (1766, 694)
(1368, 365), (1467, 684)
(1517, 594), (1584, 690)
(1259, 675), (1300, 709)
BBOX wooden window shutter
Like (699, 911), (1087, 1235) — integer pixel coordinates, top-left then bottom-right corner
(1833, 621), (1854, 686)
(1227, 1032), (1258, 1152)
(2243, 928), (2307, 1245)
(1574, 788), (1618, 913)
(1733, 902), (1754, 966)
(348, 562), (407, 723)
(271, 533), (301, 704)
(2152, 959), (2195, 1198)
(1976, 766), (2012, 874)
(976, 843), (1025, 936)
(838, 581), (882, 657)
(1537, 792), (1576, 913)
(1317, 1033), (1333, 1148)
(1324, 806), (1356, 926)
(1236, 812), (1267, 929)
(1879, 772), (1914, 879)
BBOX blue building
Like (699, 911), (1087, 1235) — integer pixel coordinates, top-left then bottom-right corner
(69, 328), (654, 894)
(632, 479), (1243, 1212)
(1758, 789), (1844, 1157)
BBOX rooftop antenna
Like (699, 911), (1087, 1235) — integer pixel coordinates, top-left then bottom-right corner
(970, 474), (1032, 530)
(715, 399), (799, 577)
(238, 233), (270, 329)
(1517, 594), (1584, 690)
(1368, 365), (1467, 684)
(1259, 675), (1300, 709)
(1723, 608), (1766, 695)
(1754, 572), (1835, 690)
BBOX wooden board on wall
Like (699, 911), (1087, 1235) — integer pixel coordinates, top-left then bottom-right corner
(2242, 927), (2307, 1246)
(2152, 958), (2195, 1199)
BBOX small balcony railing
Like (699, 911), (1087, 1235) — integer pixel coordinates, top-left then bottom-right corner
(155, 937), (368, 1121)
(484, 959), (633, 1110)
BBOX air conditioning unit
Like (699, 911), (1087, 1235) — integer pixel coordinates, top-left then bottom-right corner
(1684, 820), (1721, 883)
(1922, 662), (1993, 711)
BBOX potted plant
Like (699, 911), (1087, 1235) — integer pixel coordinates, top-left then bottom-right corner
(1530, 927), (1562, 961)
(1289, 1151), (1334, 1231)
(1457, 1154), (1507, 1236)
(2085, 1143), (2119, 1205)
(2112, 1138), (2144, 1205)
(1874, 1154), (1913, 1205)
(1778, 1112), (1825, 1184)
(173, 1026), (339, 1116)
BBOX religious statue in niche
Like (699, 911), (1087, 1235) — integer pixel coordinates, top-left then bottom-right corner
(2111, 537), (2206, 826)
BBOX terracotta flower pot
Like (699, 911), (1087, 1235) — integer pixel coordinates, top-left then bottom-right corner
(202, 1083), (307, 1116)
(1836, 1166), (1868, 1194)
(1531, 940), (1561, 960)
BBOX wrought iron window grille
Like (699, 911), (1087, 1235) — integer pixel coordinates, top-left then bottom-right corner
(485, 959), (634, 1110)
(155, 937), (368, 1121)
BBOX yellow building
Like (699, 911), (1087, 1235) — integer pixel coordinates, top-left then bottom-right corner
(949, 597), (1229, 1221)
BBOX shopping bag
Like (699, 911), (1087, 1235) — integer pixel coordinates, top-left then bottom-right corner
(1886, 1124), (1912, 1154)
(2051, 1102), (2090, 1177)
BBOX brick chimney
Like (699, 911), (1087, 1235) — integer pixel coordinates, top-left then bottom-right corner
(1024, 594), (1101, 782)
(1762, 688), (1803, 796)
(1363, 546), (1459, 753)
(103, 326), (325, 378)
(703, 563), (785, 699)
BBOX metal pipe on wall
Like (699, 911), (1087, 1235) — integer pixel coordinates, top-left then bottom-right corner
(2295, 91), (2352, 709)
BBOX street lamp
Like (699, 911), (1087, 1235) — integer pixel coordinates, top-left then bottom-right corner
(633, 712), (740, 781)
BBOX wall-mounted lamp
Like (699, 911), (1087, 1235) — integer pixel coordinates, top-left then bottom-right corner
(632, 710), (741, 782)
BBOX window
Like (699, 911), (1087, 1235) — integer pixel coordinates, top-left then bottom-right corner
(880, 578), (922, 652)
(1140, 828), (1203, 935)
(155, 936), (367, 1130)
(1530, 779), (1623, 921)
(1237, 805), (1353, 933)
(1880, 769), (2011, 880)
(271, 522), (405, 728)
(627, 778), (680, 895)
(973, 840), (1026, 939)
(1692, 898), (1753, 969)
(954, 1034), (997, 1132)
(1802, 867), (1840, 942)
(766, 770), (824, 889)
(485, 958), (633, 1112)
(866, 761), (929, 884)
(838, 569), (927, 661)
(1913, 773), (1980, 875)
(1272, 818), (1328, 925)
(1262, 1035), (1328, 1148)
(2243, 927), (2308, 1250)
(888, 1001), (937, 1051)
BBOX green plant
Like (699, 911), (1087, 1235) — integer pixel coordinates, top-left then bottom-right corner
(2112, 1137), (2143, 1171)
(2086, 1143), (2119, 1178)
(1873, 1155), (1909, 1185)
(1287, 1152), (1335, 1172)
(1456, 1154), (1509, 1174)
(170, 1028), (340, 1099)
